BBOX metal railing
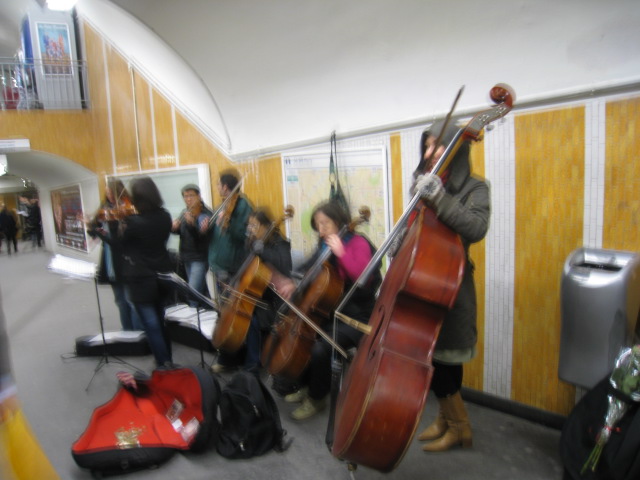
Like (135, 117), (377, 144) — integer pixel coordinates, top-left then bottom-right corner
(0, 57), (89, 111)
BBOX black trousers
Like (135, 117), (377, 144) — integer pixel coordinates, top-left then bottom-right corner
(304, 321), (363, 401)
(430, 361), (463, 398)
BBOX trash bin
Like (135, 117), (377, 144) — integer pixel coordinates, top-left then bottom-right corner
(558, 247), (640, 389)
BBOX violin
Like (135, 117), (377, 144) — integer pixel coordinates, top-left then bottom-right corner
(330, 84), (515, 472)
(206, 178), (244, 232)
(93, 197), (137, 222)
(261, 206), (371, 380)
(175, 202), (204, 227)
(212, 206), (294, 352)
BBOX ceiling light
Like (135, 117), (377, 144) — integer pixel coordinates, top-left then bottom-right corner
(47, 0), (78, 11)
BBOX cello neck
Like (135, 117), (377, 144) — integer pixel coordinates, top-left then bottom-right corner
(288, 224), (348, 307)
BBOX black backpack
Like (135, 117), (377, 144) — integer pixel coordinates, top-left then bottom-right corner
(217, 371), (291, 459)
(560, 375), (640, 480)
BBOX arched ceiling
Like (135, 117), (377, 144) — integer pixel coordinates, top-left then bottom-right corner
(0, 150), (96, 194)
(1, 0), (640, 160)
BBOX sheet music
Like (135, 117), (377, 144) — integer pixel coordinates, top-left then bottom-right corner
(157, 272), (218, 311)
(85, 331), (146, 345)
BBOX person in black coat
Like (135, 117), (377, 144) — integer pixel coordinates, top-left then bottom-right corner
(212, 207), (293, 373)
(120, 176), (174, 367)
(87, 179), (141, 330)
(171, 183), (213, 305)
(0, 205), (18, 255)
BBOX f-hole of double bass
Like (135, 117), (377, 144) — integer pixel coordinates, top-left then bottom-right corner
(366, 304), (385, 360)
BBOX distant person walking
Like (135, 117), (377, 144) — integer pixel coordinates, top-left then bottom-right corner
(0, 205), (18, 255)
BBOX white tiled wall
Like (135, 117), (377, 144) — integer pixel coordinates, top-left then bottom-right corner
(583, 99), (606, 249)
(483, 116), (516, 398)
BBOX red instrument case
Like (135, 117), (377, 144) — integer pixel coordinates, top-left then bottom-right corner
(71, 366), (220, 475)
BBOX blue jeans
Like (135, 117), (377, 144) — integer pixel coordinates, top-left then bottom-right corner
(112, 283), (142, 331)
(132, 302), (172, 366)
(184, 259), (208, 306)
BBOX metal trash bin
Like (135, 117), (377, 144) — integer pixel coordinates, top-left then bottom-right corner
(559, 247), (640, 389)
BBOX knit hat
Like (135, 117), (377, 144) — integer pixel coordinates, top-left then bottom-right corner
(425, 119), (459, 147)
(181, 183), (200, 195)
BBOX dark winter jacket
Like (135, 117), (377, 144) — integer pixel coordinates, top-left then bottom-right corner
(173, 204), (213, 262)
(120, 208), (173, 303)
(208, 195), (253, 276)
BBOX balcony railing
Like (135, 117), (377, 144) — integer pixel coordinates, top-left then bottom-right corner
(1, 57), (88, 111)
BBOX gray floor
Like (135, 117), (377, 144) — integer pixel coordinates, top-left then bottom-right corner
(1, 245), (566, 480)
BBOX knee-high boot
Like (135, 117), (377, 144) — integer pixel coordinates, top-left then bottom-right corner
(417, 397), (448, 441)
(422, 391), (472, 452)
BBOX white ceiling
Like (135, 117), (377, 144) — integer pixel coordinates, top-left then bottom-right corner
(1, 0), (640, 191)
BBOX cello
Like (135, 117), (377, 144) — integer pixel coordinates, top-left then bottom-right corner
(331, 84), (515, 472)
(212, 206), (294, 352)
(261, 206), (371, 380)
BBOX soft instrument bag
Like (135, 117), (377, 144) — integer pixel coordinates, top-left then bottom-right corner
(71, 366), (220, 475)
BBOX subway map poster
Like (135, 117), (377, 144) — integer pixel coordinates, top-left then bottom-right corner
(282, 146), (389, 268)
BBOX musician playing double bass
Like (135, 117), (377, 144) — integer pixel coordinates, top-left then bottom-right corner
(407, 120), (491, 452)
(276, 201), (381, 421)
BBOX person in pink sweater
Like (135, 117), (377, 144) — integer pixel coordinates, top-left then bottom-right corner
(272, 201), (381, 421)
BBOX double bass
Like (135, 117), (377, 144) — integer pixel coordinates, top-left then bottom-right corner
(261, 207), (371, 380)
(212, 206), (294, 352)
(331, 84), (515, 472)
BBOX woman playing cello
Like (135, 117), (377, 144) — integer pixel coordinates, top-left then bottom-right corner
(409, 119), (491, 452)
(275, 200), (381, 421)
(243, 208), (293, 373)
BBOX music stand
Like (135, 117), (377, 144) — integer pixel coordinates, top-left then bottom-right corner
(48, 255), (142, 390)
(158, 272), (218, 368)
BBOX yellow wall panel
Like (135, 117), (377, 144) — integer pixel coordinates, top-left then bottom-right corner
(105, 46), (138, 173)
(0, 112), (95, 171)
(240, 155), (285, 218)
(174, 112), (228, 187)
(513, 108), (583, 414)
(390, 133), (403, 223)
(133, 73), (156, 171)
(603, 97), (640, 251)
(83, 25), (113, 179)
(152, 89), (175, 169)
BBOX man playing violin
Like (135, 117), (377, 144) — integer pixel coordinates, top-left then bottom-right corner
(202, 169), (253, 285)
(273, 201), (381, 421)
(411, 120), (491, 453)
(171, 183), (213, 305)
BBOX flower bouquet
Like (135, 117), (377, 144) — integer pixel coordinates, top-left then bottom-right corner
(581, 344), (640, 475)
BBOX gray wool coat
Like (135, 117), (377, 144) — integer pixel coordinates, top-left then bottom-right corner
(431, 149), (491, 354)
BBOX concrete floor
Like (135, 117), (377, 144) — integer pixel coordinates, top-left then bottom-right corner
(0, 246), (566, 480)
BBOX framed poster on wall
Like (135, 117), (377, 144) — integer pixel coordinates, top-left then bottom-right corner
(36, 22), (72, 75)
(51, 184), (88, 252)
